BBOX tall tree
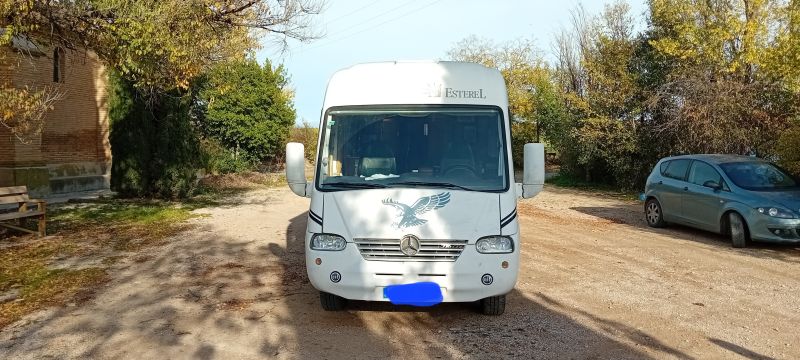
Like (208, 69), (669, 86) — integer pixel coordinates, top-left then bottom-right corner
(646, 0), (798, 155)
(553, 2), (647, 184)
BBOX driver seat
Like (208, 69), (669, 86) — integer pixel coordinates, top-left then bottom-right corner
(440, 142), (475, 174)
(360, 142), (396, 177)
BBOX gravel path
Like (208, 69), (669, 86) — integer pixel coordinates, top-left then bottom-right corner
(1, 187), (798, 359)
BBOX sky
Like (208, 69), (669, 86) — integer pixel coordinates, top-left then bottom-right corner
(257, 0), (647, 126)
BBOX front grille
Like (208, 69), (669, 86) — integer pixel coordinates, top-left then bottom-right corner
(354, 238), (468, 262)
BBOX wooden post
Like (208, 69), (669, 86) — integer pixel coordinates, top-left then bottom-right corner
(17, 202), (27, 227)
(37, 201), (47, 237)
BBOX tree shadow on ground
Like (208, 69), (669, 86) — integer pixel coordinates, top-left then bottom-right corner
(708, 338), (777, 360)
(272, 211), (690, 359)
(1, 201), (694, 359)
(571, 205), (800, 265)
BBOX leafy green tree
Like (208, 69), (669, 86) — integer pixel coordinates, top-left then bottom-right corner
(570, 117), (637, 185)
(196, 59), (296, 169)
(553, 2), (646, 184)
(108, 73), (205, 198)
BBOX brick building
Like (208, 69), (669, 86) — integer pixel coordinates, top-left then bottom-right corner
(1, 41), (111, 196)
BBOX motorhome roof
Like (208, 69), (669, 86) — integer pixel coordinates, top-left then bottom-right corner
(322, 61), (508, 110)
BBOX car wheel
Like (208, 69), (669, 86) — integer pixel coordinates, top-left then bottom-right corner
(729, 212), (749, 248)
(480, 295), (506, 316)
(645, 198), (666, 228)
(320, 291), (347, 311)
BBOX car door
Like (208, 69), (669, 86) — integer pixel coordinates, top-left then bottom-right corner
(682, 160), (726, 231)
(659, 159), (692, 223)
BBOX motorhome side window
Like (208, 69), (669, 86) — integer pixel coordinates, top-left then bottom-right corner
(318, 107), (507, 191)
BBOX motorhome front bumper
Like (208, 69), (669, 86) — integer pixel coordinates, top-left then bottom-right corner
(305, 232), (520, 302)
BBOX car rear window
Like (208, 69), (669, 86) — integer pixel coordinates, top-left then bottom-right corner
(663, 159), (690, 180)
(659, 160), (671, 175)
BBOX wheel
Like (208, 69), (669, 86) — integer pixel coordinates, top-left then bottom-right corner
(645, 198), (666, 228)
(729, 212), (749, 248)
(320, 291), (347, 311)
(480, 295), (506, 316)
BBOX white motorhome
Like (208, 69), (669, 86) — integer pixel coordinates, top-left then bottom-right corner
(285, 61), (544, 315)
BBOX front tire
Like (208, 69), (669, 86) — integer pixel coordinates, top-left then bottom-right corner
(320, 291), (347, 311)
(729, 212), (749, 248)
(645, 198), (667, 228)
(480, 295), (506, 315)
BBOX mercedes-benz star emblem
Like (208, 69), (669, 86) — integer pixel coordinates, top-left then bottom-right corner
(400, 235), (421, 256)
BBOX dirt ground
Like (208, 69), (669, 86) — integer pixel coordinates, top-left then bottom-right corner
(1, 187), (798, 359)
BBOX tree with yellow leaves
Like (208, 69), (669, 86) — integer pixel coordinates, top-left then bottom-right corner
(646, 0), (799, 157)
(0, 0), (322, 140)
(447, 36), (570, 166)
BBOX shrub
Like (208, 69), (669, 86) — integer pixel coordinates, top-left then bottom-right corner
(200, 138), (255, 174)
(565, 118), (642, 189)
(510, 121), (538, 168)
(196, 59), (296, 166)
(776, 121), (800, 177)
(108, 74), (204, 198)
(289, 120), (319, 161)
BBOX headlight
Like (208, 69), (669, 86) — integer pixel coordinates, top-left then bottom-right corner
(311, 234), (347, 251)
(756, 207), (796, 219)
(476, 236), (514, 254)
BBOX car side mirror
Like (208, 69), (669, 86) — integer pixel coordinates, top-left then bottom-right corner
(286, 142), (310, 198)
(518, 143), (545, 199)
(703, 180), (722, 191)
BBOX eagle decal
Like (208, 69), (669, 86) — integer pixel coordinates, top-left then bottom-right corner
(382, 192), (451, 228)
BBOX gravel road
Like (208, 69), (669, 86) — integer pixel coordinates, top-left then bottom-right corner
(1, 187), (798, 359)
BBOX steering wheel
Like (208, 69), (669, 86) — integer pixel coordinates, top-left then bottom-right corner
(443, 165), (477, 178)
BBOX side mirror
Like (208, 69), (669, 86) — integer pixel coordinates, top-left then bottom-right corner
(286, 142), (310, 197)
(703, 180), (722, 191)
(519, 143), (545, 199)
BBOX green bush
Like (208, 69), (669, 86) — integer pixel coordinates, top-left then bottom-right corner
(200, 138), (255, 174)
(562, 117), (644, 189)
(776, 121), (800, 177)
(289, 120), (319, 161)
(109, 74), (204, 198)
(510, 121), (537, 168)
(196, 59), (295, 166)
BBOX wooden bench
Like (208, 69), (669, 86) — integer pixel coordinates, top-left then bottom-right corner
(0, 186), (47, 237)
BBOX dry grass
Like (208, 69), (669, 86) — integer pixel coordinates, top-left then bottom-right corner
(545, 174), (639, 201)
(198, 171), (285, 192)
(0, 171), (286, 328)
(0, 236), (110, 328)
(216, 298), (254, 312)
(0, 198), (203, 329)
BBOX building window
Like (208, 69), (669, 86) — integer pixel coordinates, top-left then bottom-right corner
(53, 48), (65, 83)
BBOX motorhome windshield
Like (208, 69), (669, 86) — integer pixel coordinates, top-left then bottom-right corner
(317, 106), (508, 192)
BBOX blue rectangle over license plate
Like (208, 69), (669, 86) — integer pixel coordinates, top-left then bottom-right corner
(383, 282), (443, 306)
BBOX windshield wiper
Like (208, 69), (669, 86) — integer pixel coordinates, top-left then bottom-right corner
(390, 181), (474, 191)
(323, 182), (388, 189)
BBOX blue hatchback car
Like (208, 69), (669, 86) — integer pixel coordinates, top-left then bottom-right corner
(644, 154), (800, 247)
